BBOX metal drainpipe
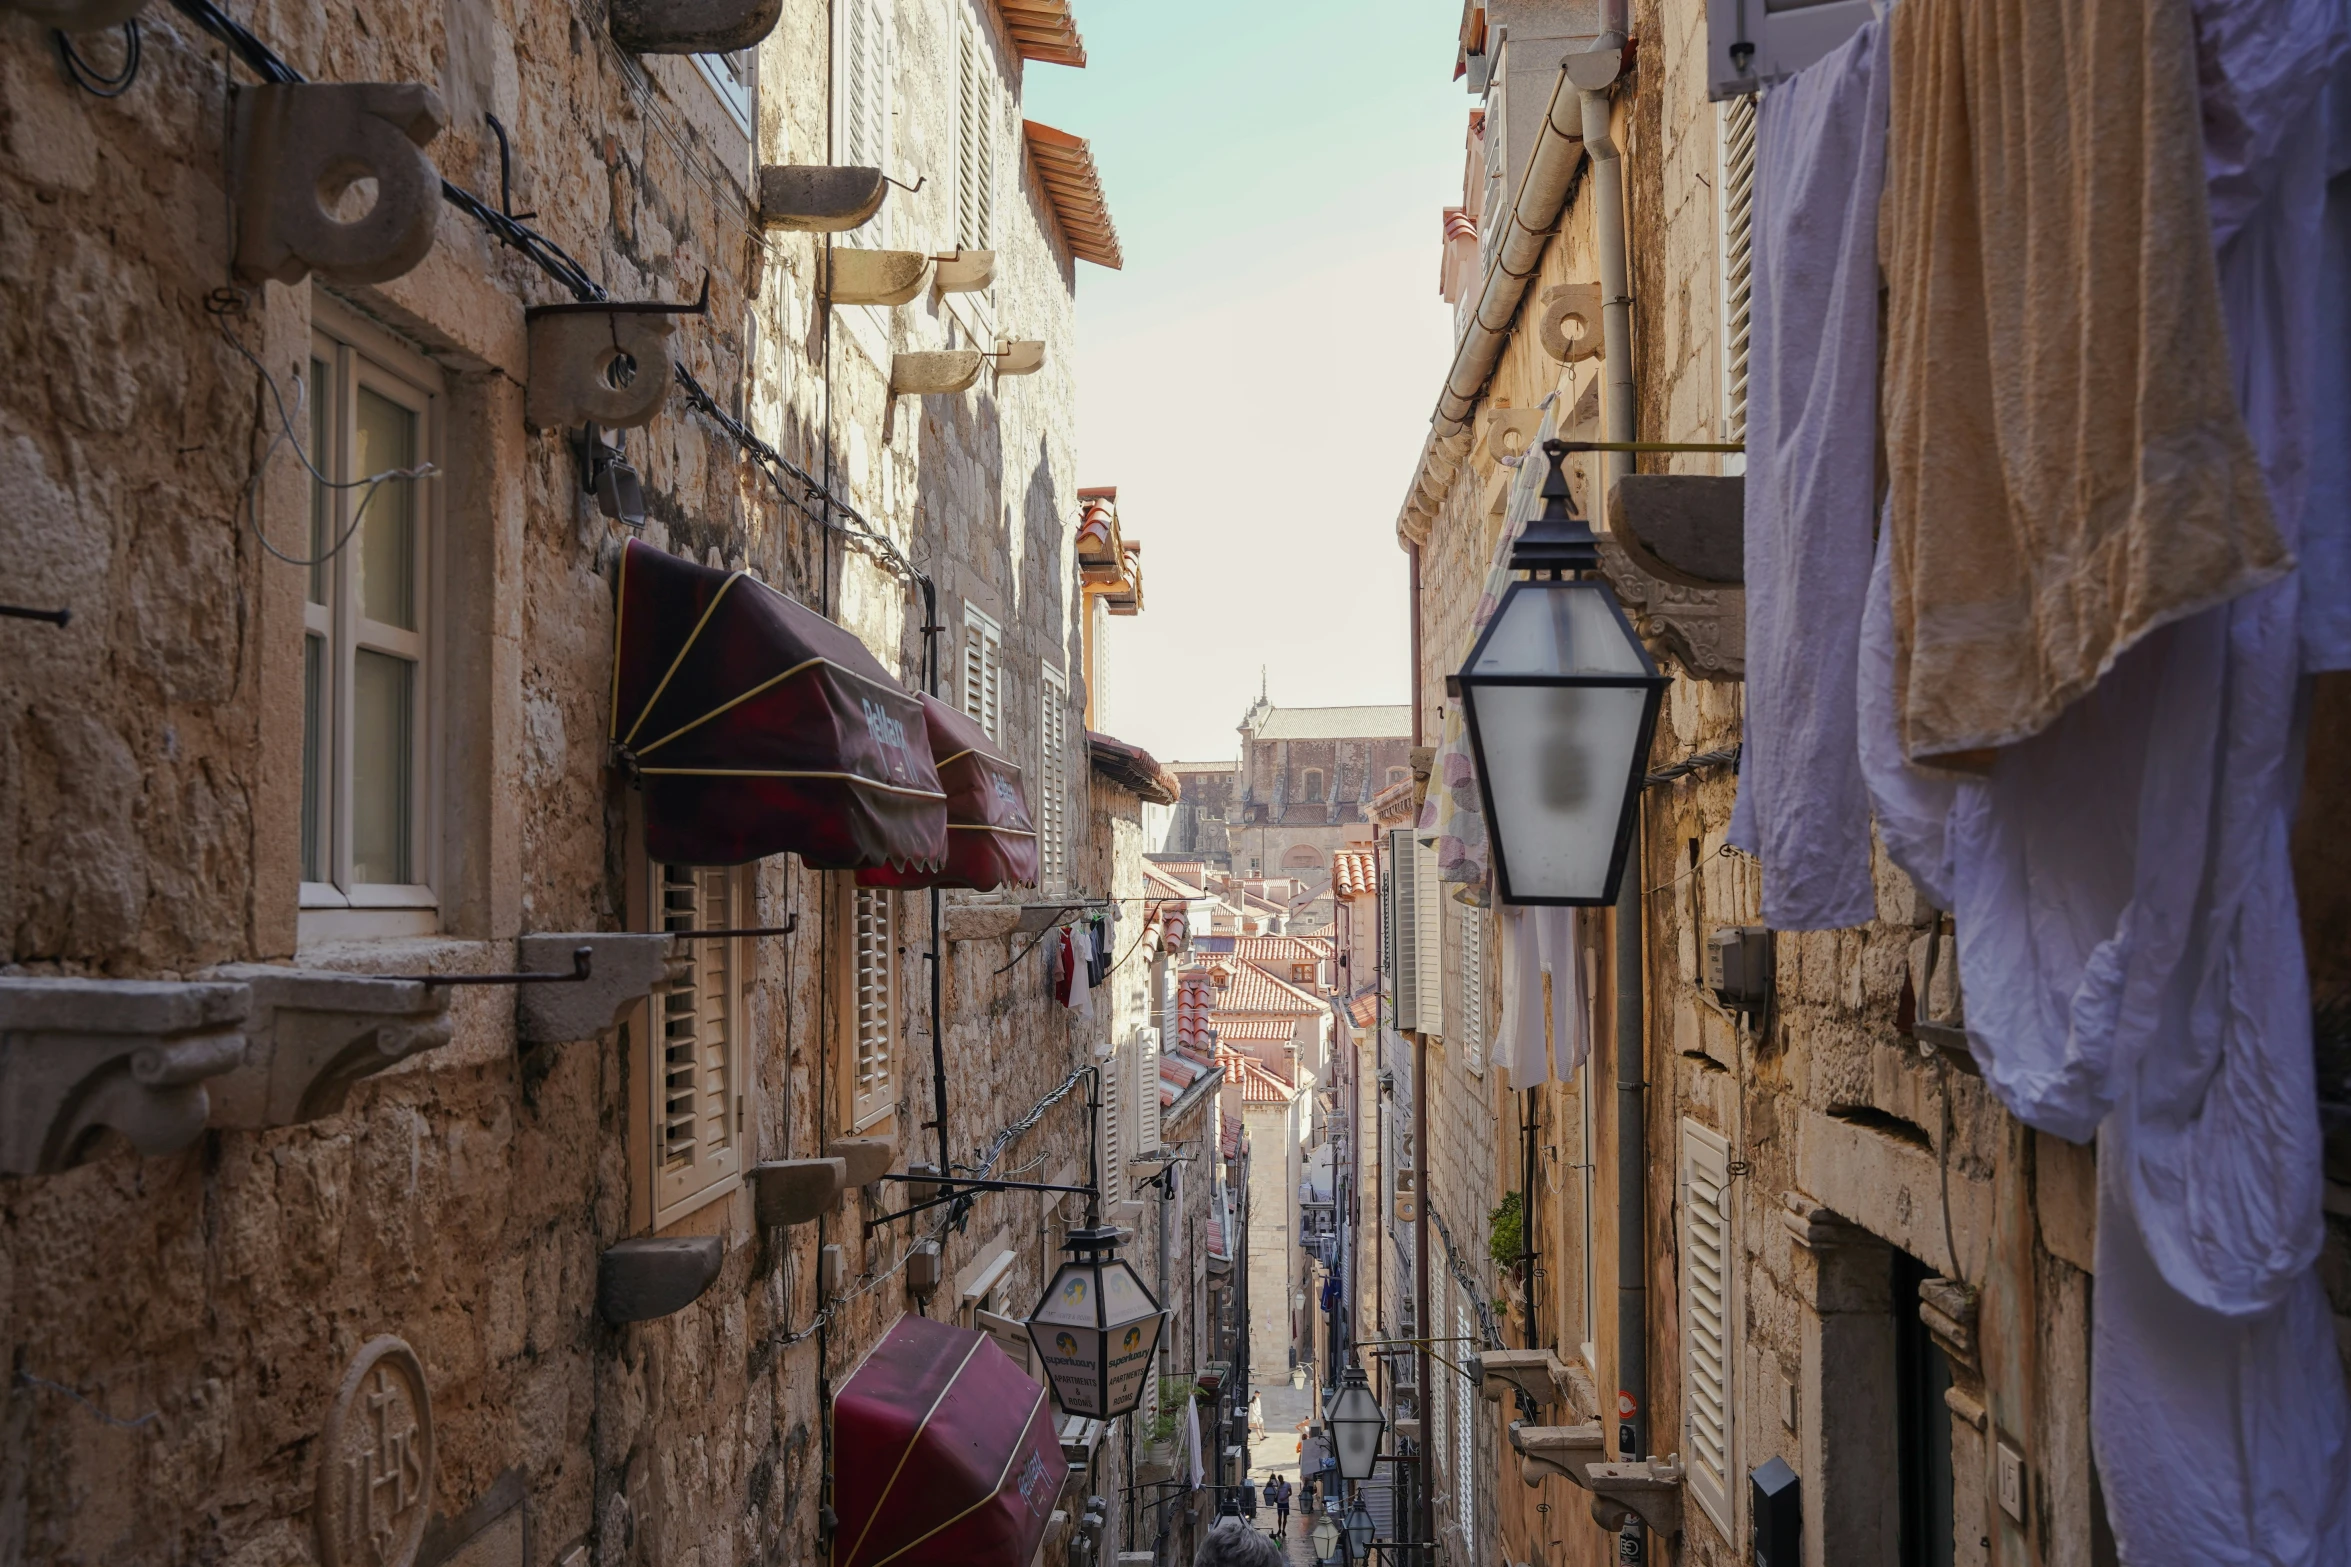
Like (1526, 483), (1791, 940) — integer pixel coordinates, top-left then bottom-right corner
(1572, 37), (1635, 500)
(1413, 1025), (1433, 1567)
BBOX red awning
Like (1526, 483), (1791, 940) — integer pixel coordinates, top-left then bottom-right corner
(860, 695), (1038, 891)
(833, 1314), (1068, 1567)
(610, 540), (947, 870)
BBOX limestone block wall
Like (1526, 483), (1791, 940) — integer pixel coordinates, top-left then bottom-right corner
(0, 0), (1110, 1562)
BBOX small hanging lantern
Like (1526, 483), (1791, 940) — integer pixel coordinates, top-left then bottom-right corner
(1025, 1227), (1165, 1419)
(1455, 438), (1669, 905)
(1326, 1362), (1387, 1482)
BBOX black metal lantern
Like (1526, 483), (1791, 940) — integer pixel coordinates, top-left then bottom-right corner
(1344, 1500), (1376, 1559)
(1026, 1227), (1165, 1419)
(1327, 1363), (1386, 1482)
(1455, 439), (1668, 905)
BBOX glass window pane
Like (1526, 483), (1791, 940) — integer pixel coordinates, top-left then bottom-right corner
(1470, 683), (1649, 901)
(301, 633), (324, 882)
(307, 355), (330, 606)
(1474, 581), (1654, 679)
(353, 386), (417, 630)
(352, 648), (413, 885)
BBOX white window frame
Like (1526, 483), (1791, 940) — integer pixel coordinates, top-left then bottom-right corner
(691, 48), (757, 139)
(298, 304), (442, 943)
(961, 604), (1004, 742)
(1039, 662), (1070, 891)
(841, 880), (899, 1134)
(1680, 1116), (1736, 1536)
(650, 863), (750, 1226)
(1706, 0), (1874, 101)
(1715, 92), (1757, 467)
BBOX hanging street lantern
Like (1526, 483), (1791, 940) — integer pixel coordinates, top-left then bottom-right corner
(1344, 1500), (1376, 1560)
(1455, 438), (1669, 906)
(1326, 1363), (1387, 1482)
(1026, 1226), (1165, 1419)
(1311, 1515), (1341, 1563)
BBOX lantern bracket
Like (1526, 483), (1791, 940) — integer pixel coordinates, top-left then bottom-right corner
(861, 1173), (1098, 1235)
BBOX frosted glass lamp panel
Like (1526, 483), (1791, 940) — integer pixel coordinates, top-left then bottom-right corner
(351, 648), (414, 885)
(1103, 1302), (1164, 1416)
(1472, 681), (1651, 900)
(353, 387), (417, 631)
(1471, 581), (1652, 680)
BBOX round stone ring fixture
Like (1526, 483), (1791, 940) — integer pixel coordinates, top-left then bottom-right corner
(316, 1335), (435, 1567)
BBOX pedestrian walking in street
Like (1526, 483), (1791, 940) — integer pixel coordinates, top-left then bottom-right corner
(1269, 1474), (1292, 1536)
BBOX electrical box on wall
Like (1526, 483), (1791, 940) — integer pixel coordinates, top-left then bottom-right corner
(1750, 1456), (1800, 1566)
(1707, 926), (1774, 1014)
(1997, 1439), (2027, 1523)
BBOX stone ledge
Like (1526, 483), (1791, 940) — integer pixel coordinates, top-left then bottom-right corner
(203, 965), (452, 1128)
(0, 977), (250, 1175)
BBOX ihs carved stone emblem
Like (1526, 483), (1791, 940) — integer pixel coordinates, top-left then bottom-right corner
(316, 1335), (435, 1567)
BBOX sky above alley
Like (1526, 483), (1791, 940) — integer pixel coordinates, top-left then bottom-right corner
(1024, 3), (1463, 765)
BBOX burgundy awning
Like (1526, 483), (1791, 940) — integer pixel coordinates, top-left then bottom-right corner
(859, 695), (1038, 891)
(610, 540), (947, 870)
(833, 1314), (1068, 1567)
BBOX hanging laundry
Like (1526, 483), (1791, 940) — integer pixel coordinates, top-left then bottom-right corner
(1880, 0), (2284, 765)
(1494, 906), (1587, 1089)
(1086, 913), (1111, 988)
(1722, 14), (1888, 932)
(1859, 2), (2351, 1554)
(2300, 51), (2351, 672)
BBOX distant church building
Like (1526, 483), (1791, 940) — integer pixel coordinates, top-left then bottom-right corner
(1155, 690), (1412, 883)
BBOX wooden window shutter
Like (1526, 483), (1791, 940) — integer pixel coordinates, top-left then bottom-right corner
(956, 19), (995, 253)
(1039, 664), (1068, 890)
(1414, 836), (1443, 1042)
(655, 865), (744, 1223)
(1389, 828), (1418, 1032)
(1718, 93), (1758, 446)
(1680, 1117), (1735, 1532)
(961, 609), (1002, 742)
(845, 0), (887, 185)
(1136, 1026), (1161, 1153)
(1457, 908), (1484, 1074)
(849, 885), (896, 1130)
(1099, 1033), (1124, 1204)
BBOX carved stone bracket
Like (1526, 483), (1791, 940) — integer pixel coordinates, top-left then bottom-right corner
(598, 1235), (724, 1323)
(757, 165), (887, 232)
(513, 934), (685, 1044)
(204, 966), (452, 1129)
(0, 977), (249, 1176)
(1919, 1276), (1981, 1371)
(825, 249), (932, 306)
(1599, 535), (1744, 682)
(233, 83), (447, 286)
(992, 338), (1046, 377)
(1538, 282), (1604, 365)
(753, 1157), (847, 1227)
(1585, 1456), (1686, 1539)
(1478, 1348), (1569, 1408)
(1507, 1419), (1606, 1489)
(889, 350), (983, 397)
(1780, 1191), (1865, 1252)
(825, 1133), (897, 1188)
(525, 310), (680, 431)
(2, 0), (148, 27)
(932, 249), (997, 293)
(608, 0), (782, 53)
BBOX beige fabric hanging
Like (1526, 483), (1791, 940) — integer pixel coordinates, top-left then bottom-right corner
(1880, 0), (2286, 765)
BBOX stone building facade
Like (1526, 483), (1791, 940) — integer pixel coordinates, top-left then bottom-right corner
(0, 3), (1176, 1565)
(1157, 702), (1413, 883)
(1357, 6), (2351, 1567)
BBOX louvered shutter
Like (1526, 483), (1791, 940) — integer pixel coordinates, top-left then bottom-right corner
(1453, 1288), (1477, 1551)
(1099, 1031), (1125, 1205)
(1457, 909), (1485, 1074)
(1136, 1026), (1161, 1153)
(961, 608), (1002, 741)
(849, 886), (896, 1130)
(844, 0), (889, 240)
(1389, 828), (1419, 1032)
(1039, 664), (1068, 891)
(1718, 93), (1757, 452)
(956, 19), (996, 254)
(1680, 1117), (1735, 1532)
(1707, 0), (1872, 101)
(1414, 837), (1443, 1042)
(655, 865), (745, 1223)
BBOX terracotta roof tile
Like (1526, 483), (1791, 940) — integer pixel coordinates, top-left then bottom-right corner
(1206, 961), (1325, 1015)
(1331, 851), (1378, 897)
(995, 0), (1086, 66)
(1025, 121), (1122, 269)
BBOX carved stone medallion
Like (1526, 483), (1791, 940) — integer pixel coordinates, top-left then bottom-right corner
(317, 1336), (435, 1567)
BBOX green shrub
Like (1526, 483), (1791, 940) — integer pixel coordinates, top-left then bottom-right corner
(1487, 1191), (1525, 1271)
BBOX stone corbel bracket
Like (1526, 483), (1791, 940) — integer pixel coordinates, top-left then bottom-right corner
(1608, 475), (1744, 589)
(757, 165), (887, 232)
(526, 280), (708, 432)
(932, 249), (997, 293)
(0, 978), (250, 1176)
(1919, 1276), (1981, 1372)
(1538, 282), (1604, 365)
(753, 1157), (847, 1226)
(1478, 1348), (1569, 1408)
(598, 1235), (724, 1322)
(202, 966), (451, 1128)
(943, 902), (1021, 943)
(1584, 1456), (1686, 1540)
(1597, 535), (1744, 683)
(1507, 1419), (1606, 1490)
(890, 351), (983, 397)
(514, 934), (687, 1045)
(609, 0), (782, 53)
(3, 0), (147, 26)
(825, 1133), (897, 1189)
(991, 338), (1047, 377)
(233, 83), (447, 286)
(826, 249), (933, 307)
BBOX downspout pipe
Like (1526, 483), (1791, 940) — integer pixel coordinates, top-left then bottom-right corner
(1431, 58), (1589, 438)
(1572, 38), (1635, 502)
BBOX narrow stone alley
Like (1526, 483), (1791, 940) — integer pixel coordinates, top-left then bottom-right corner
(3, 4), (2349, 1567)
